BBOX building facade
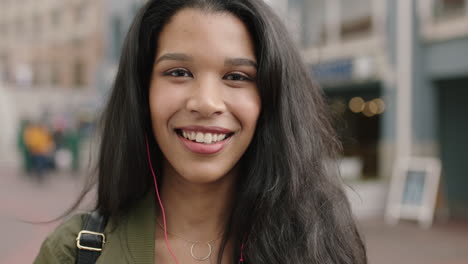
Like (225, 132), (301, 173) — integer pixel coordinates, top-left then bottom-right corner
(1, 0), (466, 219)
(417, 0), (468, 219)
(279, 0), (468, 219)
(0, 0), (104, 89)
(0, 0), (144, 166)
(0, 0), (106, 166)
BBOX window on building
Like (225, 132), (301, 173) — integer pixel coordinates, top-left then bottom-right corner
(51, 9), (61, 27)
(327, 88), (383, 180)
(340, 0), (373, 40)
(297, 0), (374, 47)
(75, 4), (87, 23)
(434, 0), (467, 19)
(33, 61), (42, 86)
(24, 20), (31, 41)
(51, 63), (60, 86)
(2, 23), (7, 40)
(112, 16), (123, 62)
(0, 54), (7, 83)
(72, 37), (83, 48)
(33, 15), (41, 38)
(73, 60), (85, 87)
(297, 0), (327, 47)
(0, 22), (9, 42)
(16, 19), (24, 40)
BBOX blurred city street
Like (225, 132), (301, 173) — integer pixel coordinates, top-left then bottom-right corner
(1, 0), (468, 263)
(0, 166), (92, 264)
(363, 218), (468, 264)
(1, 166), (468, 264)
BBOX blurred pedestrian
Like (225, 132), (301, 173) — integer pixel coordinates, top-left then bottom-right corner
(17, 119), (32, 173)
(51, 117), (75, 172)
(35, 1), (367, 263)
(23, 122), (54, 180)
(52, 118), (66, 151)
(64, 127), (81, 173)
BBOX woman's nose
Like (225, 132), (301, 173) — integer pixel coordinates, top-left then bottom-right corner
(186, 77), (226, 117)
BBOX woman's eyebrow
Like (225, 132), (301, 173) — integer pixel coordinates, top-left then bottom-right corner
(155, 53), (257, 69)
(225, 58), (257, 69)
(155, 53), (193, 64)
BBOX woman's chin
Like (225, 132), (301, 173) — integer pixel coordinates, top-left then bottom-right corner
(163, 159), (240, 185)
(179, 171), (231, 184)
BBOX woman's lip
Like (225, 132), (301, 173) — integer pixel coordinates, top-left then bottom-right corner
(178, 134), (231, 155)
(175, 125), (233, 134)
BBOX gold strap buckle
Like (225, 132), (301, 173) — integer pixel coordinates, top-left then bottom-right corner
(76, 230), (106, 252)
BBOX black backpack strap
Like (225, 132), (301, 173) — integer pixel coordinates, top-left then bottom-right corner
(75, 210), (107, 264)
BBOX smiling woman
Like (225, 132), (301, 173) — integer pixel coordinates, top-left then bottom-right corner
(150, 9), (260, 187)
(34, 1), (367, 264)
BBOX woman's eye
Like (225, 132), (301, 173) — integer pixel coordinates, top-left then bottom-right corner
(164, 69), (192, 78)
(224, 73), (252, 81)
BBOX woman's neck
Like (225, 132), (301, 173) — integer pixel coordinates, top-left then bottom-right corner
(157, 166), (237, 242)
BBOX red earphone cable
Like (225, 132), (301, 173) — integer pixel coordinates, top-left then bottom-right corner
(146, 136), (246, 263)
(146, 136), (179, 264)
(240, 242), (245, 262)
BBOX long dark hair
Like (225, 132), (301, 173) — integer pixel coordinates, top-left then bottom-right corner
(76, 0), (367, 263)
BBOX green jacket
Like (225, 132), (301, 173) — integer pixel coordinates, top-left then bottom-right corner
(34, 193), (156, 264)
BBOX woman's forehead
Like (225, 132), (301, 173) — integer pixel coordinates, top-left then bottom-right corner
(155, 8), (256, 62)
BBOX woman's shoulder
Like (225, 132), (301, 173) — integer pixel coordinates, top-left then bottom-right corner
(34, 213), (87, 264)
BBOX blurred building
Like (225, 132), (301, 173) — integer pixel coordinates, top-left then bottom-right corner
(0, 0), (103, 90)
(0, 0), (102, 166)
(1, 0), (466, 219)
(0, 0), (144, 166)
(277, 0), (468, 220)
(416, 0), (468, 220)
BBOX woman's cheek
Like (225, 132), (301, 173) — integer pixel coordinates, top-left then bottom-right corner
(227, 89), (261, 126)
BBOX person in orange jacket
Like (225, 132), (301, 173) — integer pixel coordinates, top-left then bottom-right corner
(23, 122), (55, 179)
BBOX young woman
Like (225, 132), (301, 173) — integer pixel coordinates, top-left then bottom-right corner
(35, 0), (367, 263)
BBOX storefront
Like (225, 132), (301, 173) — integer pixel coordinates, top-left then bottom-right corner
(312, 58), (385, 182)
(436, 77), (468, 219)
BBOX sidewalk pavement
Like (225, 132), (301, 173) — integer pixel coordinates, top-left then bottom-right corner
(362, 218), (468, 264)
(0, 166), (90, 264)
(1, 166), (467, 264)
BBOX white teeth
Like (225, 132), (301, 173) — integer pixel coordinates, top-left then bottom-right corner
(180, 130), (229, 144)
(204, 133), (212, 144)
(195, 132), (204, 142)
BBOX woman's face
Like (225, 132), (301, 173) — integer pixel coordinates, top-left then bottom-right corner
(149, 8), (261, 184)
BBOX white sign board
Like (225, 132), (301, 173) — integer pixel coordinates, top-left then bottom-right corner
(385, 157), (442, 228)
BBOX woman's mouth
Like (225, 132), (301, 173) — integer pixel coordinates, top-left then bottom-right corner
(175, 129), (234, 144)
(174, 128), (235, 154)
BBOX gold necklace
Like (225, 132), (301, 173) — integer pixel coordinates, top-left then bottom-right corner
(156, 220), (223, 261)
